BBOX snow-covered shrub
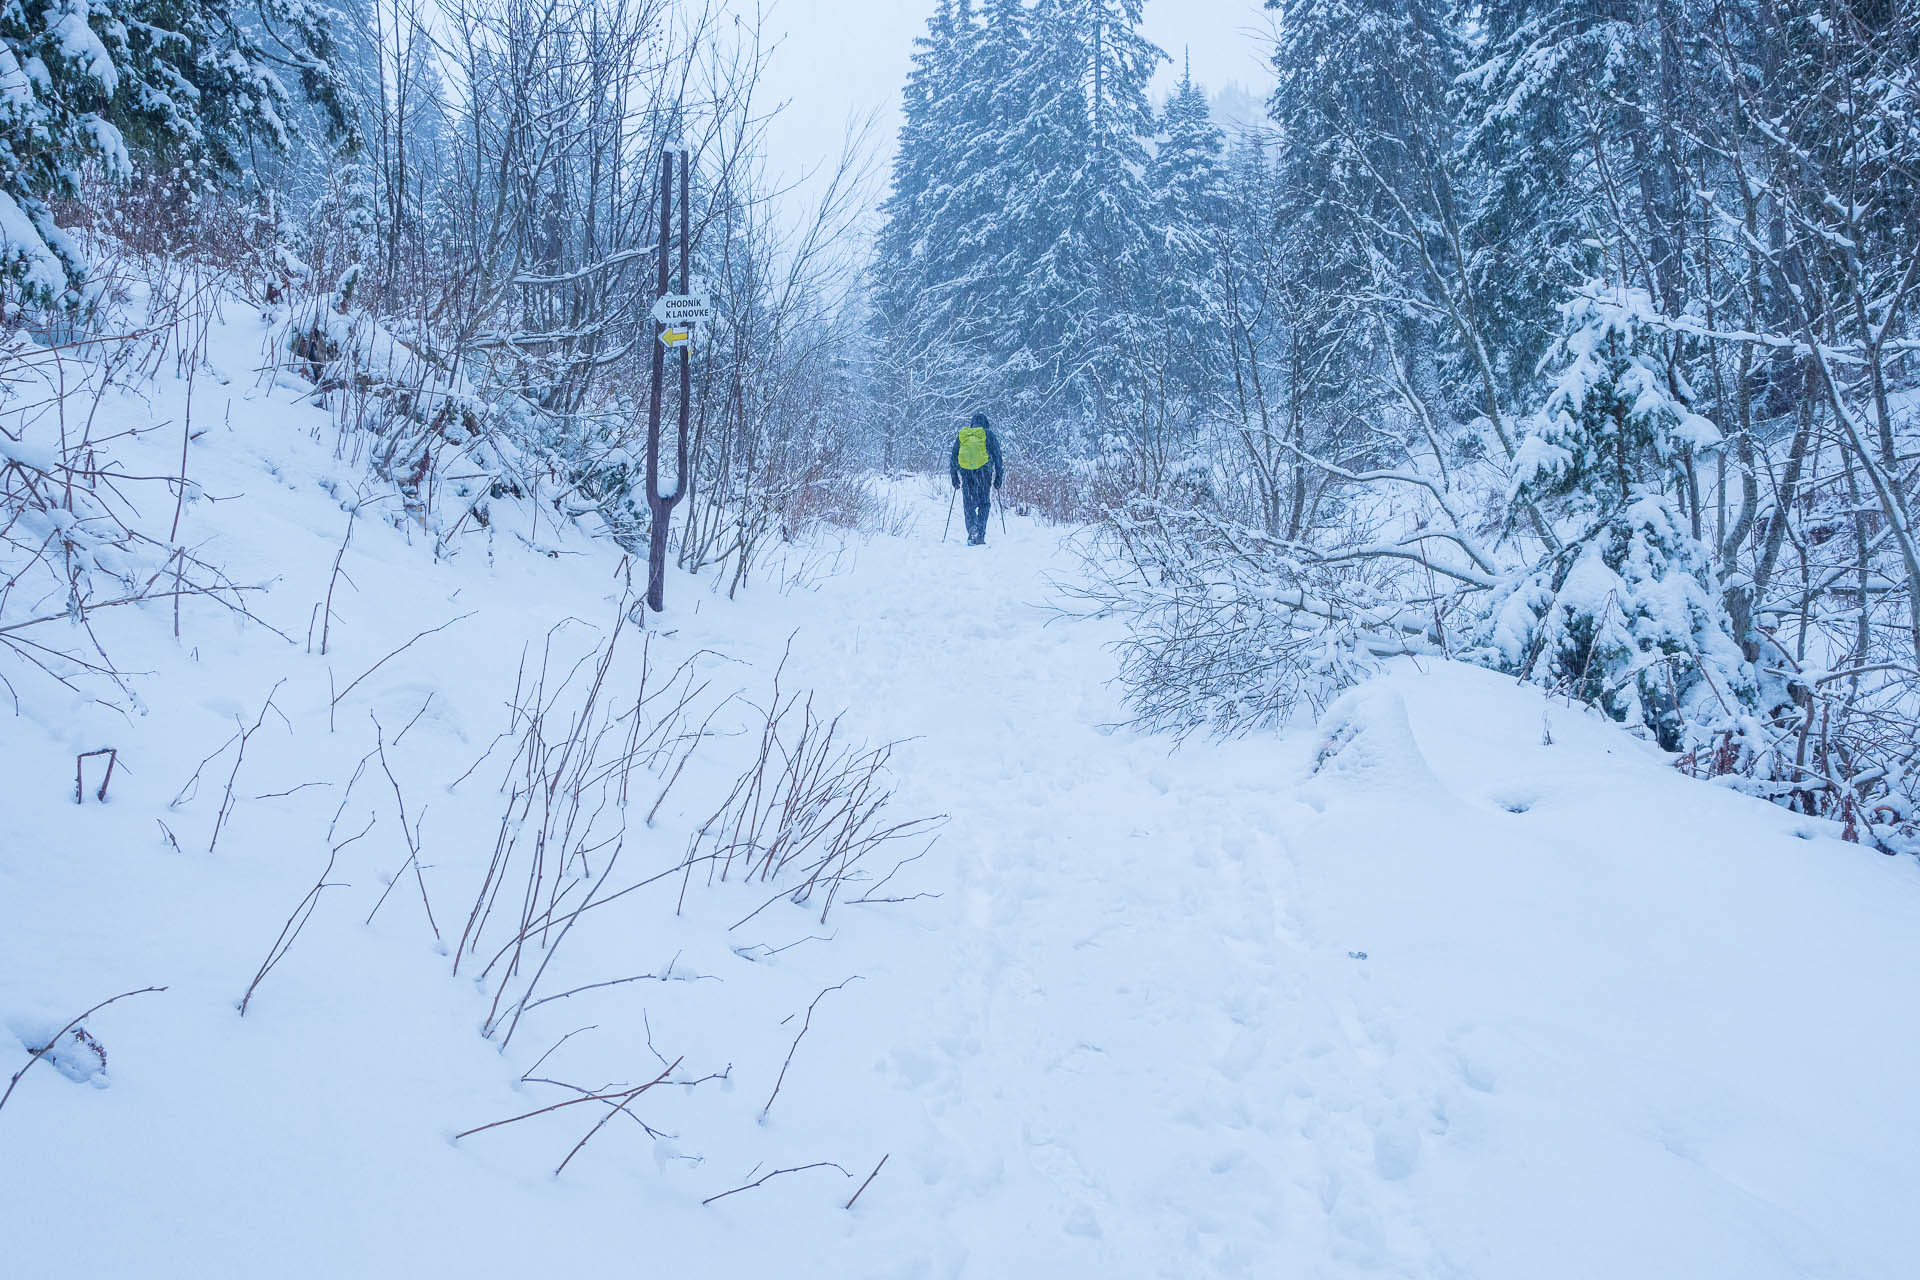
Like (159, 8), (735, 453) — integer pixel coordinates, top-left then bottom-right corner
(1469, 285), (1761, 753)
(275, 159), (373, 304)
(270, 289), (691, 564)
(1002, 432), (1175, 528)
(271, 298), (550, 543)
(0, 329), (257, 702)
(4, 1015), (110, 1089)
(999, 462), (1086, 525)
(678, 409), (881, 597)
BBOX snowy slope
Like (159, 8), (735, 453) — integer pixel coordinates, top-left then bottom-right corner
(4, 305), (1919, 1278)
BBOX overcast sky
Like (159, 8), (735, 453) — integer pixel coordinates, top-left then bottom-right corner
(745, 0), (1278, 230)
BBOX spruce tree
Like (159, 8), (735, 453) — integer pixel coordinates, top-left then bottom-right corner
(993, 0), (1091, 445)
(1144, 61), (1228, 405)
(1076, 0), (1161, 424)
(0, 0), (351, 309)
(922, 0), (1027, 355)
(874, 0), (962, 339)
(871, 0), (1166, 464)
(1457, 0), (1672, 404)
(995, 0), (1160, 454)
(1473, 285), (1758, 752)
(1, 0), (128, 304)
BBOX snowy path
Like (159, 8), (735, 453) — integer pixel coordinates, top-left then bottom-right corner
(747, 507), (1338, 1272)
(708, 492), (1920, 1278)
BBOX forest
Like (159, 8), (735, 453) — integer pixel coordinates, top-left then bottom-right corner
(5, 0), (1918, 847)
(884, 0), (1920, 848)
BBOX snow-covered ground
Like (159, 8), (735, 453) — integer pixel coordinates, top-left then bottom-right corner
(5, 305), (1919, 1277)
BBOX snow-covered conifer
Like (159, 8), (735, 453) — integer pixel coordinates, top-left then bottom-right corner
(1, 0), (133, 305)
(1474, 285), (1758, 752)
(993, 0), (1160, 451)
(1144, 62), (1228, 402)
(0, 0), (351, 310)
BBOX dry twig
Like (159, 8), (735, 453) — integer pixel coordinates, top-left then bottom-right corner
(0, 987), (167, 1117)
(762, 976), (862, 1121)
(845, 1153), (890, 1210)
(702, 1161), (851, 1207)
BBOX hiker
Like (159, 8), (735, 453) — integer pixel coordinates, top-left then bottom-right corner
(950, 412), (1005, 546)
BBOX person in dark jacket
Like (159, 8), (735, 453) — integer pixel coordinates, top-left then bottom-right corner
(950, 412), (1005, 545)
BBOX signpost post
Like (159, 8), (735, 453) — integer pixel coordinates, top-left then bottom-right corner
(643, 147), (697, 613)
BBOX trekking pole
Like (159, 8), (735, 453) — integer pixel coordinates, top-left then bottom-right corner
(942, 488), (957, 542)
(999, 489), (1008, 536)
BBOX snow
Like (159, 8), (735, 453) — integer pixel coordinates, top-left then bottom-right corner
(5, 1016), (111, 1087)
(50, 0), (119, 98)
(80, 114), (131, 178)
(0, 43), (36, 112)
(4, 299), (1920, 1277)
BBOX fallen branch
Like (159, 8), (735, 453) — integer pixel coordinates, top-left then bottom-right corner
(170, 727), (241, 809)
(208, 682), (286, 854)
(517, 954), (719, 1016)
(732, 933), (834, 963)
(457, 1057), (684, 1177)
(520, 1025), (597, 1083)
(850, 838), (938, 905)
(452, 1057), (681, 1143)
(552, 1058), (682, 1177)
(319, 498), (366, 656)
(363, 715), (440, 942)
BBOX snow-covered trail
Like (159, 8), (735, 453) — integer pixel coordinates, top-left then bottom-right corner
(732, 502), (1336, 1273)
(704, 489), (1920, 1279)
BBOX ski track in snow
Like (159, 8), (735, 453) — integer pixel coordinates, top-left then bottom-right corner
(3, 321), (1919, 1277)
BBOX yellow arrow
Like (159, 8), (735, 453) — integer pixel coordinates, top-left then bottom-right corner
(661, 327), (694, 347)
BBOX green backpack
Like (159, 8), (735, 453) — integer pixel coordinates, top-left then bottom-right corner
(957, 426), (989, 470)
